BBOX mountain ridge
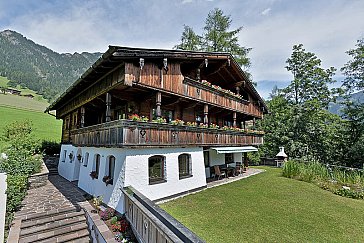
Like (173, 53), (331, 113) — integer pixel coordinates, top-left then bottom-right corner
(0, 29), (101, 101)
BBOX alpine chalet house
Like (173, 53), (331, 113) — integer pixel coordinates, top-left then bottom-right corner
(46, 46), (268, 213)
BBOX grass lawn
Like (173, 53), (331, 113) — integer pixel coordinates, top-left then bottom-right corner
(160, 167), (364, 243)
(0, 106), (62, 151)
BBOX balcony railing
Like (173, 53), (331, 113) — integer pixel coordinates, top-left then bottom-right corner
(70, 120), (264, 147)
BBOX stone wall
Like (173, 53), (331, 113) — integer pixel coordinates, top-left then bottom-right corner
(28, 163), (49, 189)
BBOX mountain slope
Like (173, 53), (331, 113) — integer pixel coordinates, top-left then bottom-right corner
(0, 30), (101, 101)
(328, 91), (364, 115)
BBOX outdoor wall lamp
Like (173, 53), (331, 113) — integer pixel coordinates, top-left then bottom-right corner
(139, 58), (144, 70)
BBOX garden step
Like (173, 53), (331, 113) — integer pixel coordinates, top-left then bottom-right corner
(20, 215), (87, 237)
(38, 228), (90, 243)
(19, 222), (88, 243)
(21, 206), (80, 221)
(21, 211), (85, 229)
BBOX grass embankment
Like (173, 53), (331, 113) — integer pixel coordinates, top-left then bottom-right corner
(0, 93), (62, 151)
(160, 167), (364, 243)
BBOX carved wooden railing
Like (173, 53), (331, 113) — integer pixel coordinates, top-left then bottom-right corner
(122, 187), (204, 243)
(70, 120), (264, 147)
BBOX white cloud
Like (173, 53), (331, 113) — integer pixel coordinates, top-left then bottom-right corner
(241, 1), (364, 82)
(261, 8), (271, 15)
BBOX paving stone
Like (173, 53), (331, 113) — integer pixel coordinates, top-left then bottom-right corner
(12, 175), (92, 242)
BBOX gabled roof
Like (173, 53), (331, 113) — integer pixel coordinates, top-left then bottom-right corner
(46, 46), (268, 113)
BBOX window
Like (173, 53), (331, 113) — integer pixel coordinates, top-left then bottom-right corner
(178, 154), (192, 179)
(62, 150), (67, 162)
(203, 151), (210, 167)
(107, 156), (115, 185)
(83, 152), (89, 167)
(225, 153), (234, 164)
(93, 154), (101, 179)
(149, 155), (166, 184)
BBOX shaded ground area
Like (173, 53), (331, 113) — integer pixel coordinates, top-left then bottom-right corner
(9, 175), (91, 243)
(16, 176), (86, 217)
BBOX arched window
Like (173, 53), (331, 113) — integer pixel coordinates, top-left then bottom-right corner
(105, 156), (115, 185)
(92, 154), (101, 179)
(178, 154), (192, 179)
(149, 155), (166, 184)
(83, 152), (89, 167)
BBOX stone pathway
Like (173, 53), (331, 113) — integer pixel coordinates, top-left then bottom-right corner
(15, 176), (86, 218)
(8, 175), (92, 243)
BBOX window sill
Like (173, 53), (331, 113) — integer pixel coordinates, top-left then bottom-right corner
(179, 174), (193, 180)
(149, 179), (167, 185)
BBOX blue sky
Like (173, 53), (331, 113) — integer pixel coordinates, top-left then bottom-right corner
(1, 0), (363, 98)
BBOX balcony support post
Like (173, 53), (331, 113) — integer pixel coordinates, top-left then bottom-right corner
(236, 86), (240, 95)
(204, 104), (209, 124)
(156, 91), (162, 118)
(80, 106), (85, 128)
(233, 112), (237, 128)
(243, 121), (246, 130)
(106, 93), (111, 122)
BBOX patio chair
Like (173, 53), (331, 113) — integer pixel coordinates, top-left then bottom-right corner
(214, 165), (226, 180)
(235, 162), (243, 176)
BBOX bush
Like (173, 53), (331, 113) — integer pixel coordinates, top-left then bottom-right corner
(282, 160), (300, 178)
(4, 175), (28, 234)
(41, 141), (61, 155)
(282, 159), (364, 200)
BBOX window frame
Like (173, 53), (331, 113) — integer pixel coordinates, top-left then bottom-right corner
(83, 152), (89, 167)
(148, 155), (166, 185)
(93, 154), (100, 179)
(178, 154), (192, 179)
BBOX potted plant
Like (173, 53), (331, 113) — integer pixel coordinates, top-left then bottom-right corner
(103, 175), (113, 185)
(90, 171), (98, 179)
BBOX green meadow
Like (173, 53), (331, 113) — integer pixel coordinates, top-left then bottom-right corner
(0, 80), (62, 151)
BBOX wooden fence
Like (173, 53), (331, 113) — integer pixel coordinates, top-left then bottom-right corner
(122, 187), (204, 243)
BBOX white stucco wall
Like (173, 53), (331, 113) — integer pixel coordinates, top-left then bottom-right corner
(0, 172), (7, 243)
(58, 145), (207, 213)
(76, 147), (126, 213)
(58, 144), (79, 181)
(123, 147), (207, 201)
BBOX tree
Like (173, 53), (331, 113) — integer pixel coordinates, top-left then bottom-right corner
(261, 44), (345, 163)
(174, 25), (200, 51)
(175, 8), (251, 69)
(341, 38), (364, 93)
(202, 8), (251, 68)
(341, 38), (364, 167)
(284, 44), (336, 108)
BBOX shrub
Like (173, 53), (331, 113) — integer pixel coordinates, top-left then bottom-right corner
(282, 160), (300, 178)
(4, 175), (28, 233)
(41, 141), (61, 155)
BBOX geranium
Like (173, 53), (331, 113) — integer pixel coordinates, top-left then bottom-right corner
(99, 208), (115, 221)
(128, 114), (140, 121)
(170, 119), (184, 126)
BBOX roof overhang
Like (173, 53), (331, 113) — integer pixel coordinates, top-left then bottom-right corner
(210, 146), (258, 154)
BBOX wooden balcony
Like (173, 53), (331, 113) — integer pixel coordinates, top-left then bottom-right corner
(70, 120), (264, 147)
(125, 63), (263, 118)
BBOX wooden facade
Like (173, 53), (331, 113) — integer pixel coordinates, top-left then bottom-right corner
(47, 46), (268, 147)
